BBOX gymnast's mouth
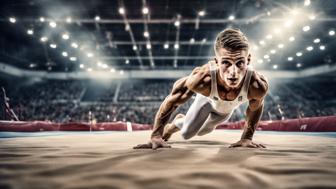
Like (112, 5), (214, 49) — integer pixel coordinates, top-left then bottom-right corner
(227, 78), (238, 82)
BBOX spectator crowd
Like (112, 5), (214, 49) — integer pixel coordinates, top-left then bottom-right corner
(2, 78), (335, 124)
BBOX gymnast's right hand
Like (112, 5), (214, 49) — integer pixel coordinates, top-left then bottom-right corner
(133, 135), (171, 150)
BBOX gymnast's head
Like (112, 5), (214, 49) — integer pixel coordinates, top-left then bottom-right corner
(214, 28), (251, 89)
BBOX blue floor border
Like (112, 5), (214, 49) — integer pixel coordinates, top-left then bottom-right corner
(0, 130), (336, 139)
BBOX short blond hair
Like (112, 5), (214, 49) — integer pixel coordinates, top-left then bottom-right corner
(214, 28), (249, 52)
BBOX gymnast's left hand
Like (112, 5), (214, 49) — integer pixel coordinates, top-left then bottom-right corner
(133, 136), (171, 150)
(229, 139), (266, 148)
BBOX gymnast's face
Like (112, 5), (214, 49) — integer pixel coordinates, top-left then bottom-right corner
(215, 48), (250, 89)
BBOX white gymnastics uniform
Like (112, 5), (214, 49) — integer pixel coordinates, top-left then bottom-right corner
(174, 62), (253, 139)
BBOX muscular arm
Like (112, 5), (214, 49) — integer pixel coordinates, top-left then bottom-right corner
(151, 77), (194, 138)
(241, 99), (264, 140)
(241, 72), (268, 140)
(151, 64), (211, 138)
(230, 71), (268, 148)
(133, 63), (212, 149)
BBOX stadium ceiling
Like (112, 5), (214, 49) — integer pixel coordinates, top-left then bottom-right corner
(0, 0), (335, 73)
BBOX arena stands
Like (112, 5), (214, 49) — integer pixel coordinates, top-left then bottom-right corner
(4, 79), (336, 124)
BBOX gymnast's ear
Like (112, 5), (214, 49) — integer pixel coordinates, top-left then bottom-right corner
(247, 53), (251, 65)
(214, 58), (218, 65)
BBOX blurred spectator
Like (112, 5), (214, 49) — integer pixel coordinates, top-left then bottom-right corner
(1, 86), (19, 121)
(4, 79), (335, 124)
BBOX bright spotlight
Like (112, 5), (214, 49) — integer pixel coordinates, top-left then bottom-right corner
(273, 65), (278, 69)
(190, 38), (195, 44)
(174, 43), (179, 50)
(296, 63), (302, 68)
(27, 29), (34, 35)
(125, 24), (130, 31)
(125, 59), (130, 64)
(174, 20), (180, 27)
(29, 64), (36, 68)
(319, 45), (325, 50)
(49, 44), (57, 49)
(119, 7), (125, 15)
(198, 10), (205, 17)
(62, 33), (70, 40)
(270, 49), (276, 54)
(266, 34), (273, 40)
(71, 42), (78, 48)
(329, 30), (335, 36)
(278, 44), (284, 48)
(228, 15), (235, 20)
(306, 46), (313, 51)
(202, 38), (207, 43)
(253, 45), (259, 51)
(257, 59), (263, 64)
(70, 57), (77, 61)
(146, 43), (152, 49)
(164, 43), (169, 49)
(9, 17), (16, 23)
(304, 0), (311, 6)
(288, 57), (293, 61)
(143, 31), (149, 38)
(289, 36), (295, 42)
(313, 38), (320, 43)
(49, 21), (57, 28)
(87, 68), (93, 72)
(66, 17), (72, 23)
(62, 51), (68, 57)
(79, 64), (85, 68)
(142, 7), (149, 14)
(95, 16), (100, 21)
(263, 55), (270, 59)
(132, 45), (138, 51)
(87, 52), (94, 57)
(259, 40), (265, 45)
(302, 25), (310, 32)
(39, 17), (45, 22)
(296, 52), (302, 57)
(110, 68), (116, 73)
(120, 70), (124, 75)
(40, 37), (48, 42)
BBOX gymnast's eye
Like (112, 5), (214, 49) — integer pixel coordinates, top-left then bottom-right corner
(221, 60), (230, 65)
(236, 61), (244, 67)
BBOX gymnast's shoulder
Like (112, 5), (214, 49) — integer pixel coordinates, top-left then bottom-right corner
(248, 70), (269, 100)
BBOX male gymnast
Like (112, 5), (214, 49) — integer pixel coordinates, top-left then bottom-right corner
(134, 28), (268, 150)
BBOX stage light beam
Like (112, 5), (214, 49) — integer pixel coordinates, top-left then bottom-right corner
(119, 7), (125, 15)
(9, 17), (16, 23)
(142, 7), (149, 14)
(306, 46), (313, 51)
(27, 29), (34, 35)
(49, 21), (57, 28)
(198, 10), (206, 17)
(313, 38), (320, 43)
(228, 15), (235, 20)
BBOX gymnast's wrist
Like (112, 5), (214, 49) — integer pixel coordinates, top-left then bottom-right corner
(151, 132), (162, 139)
(241, 134), (253, 140)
